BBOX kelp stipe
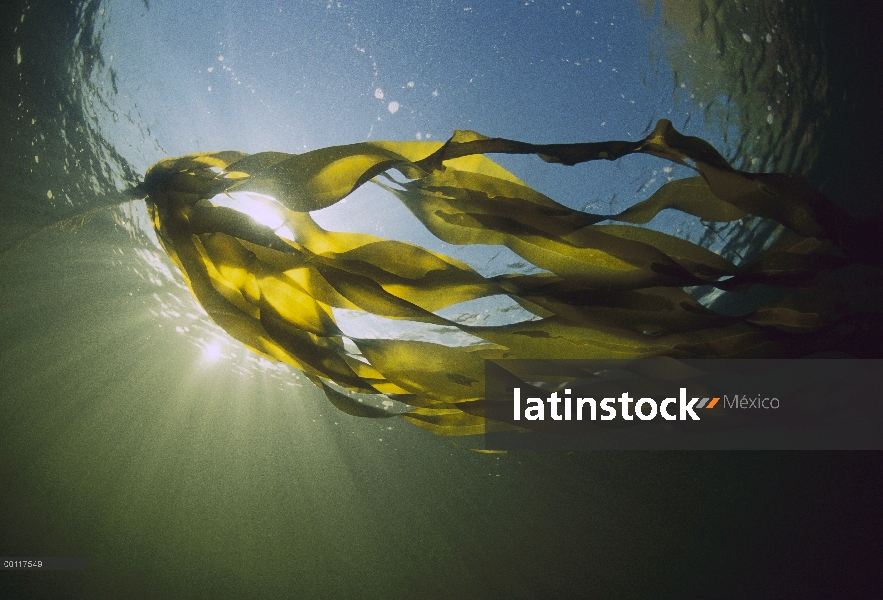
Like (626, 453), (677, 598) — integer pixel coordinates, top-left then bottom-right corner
(141, 120), (883, 435)
(0, 189), (147, 260)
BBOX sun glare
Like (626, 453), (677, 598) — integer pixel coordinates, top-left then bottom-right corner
(202, 342), (223, 362)
(209, 191), (295, 241)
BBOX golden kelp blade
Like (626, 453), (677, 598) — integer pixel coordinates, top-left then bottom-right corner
(141, 120), (882, 436)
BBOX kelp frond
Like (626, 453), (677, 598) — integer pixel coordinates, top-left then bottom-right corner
(141, 119), (883, 435)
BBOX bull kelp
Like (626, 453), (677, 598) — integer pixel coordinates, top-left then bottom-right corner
(141, 119), (883, 435)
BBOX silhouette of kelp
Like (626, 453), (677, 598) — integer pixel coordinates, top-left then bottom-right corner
(141, 120), (883, 435)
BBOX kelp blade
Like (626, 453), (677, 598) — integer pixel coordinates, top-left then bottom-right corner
(142, 120), (882, 435)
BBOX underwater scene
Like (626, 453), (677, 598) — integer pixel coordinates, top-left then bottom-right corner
(2, 0), (882, 597)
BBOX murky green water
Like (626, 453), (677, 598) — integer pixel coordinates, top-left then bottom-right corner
(2, 0), (881, 597)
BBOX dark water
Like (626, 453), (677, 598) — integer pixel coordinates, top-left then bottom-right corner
(1, 1), (881, 598)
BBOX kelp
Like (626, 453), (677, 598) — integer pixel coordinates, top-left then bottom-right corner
(141, 119), (883, 436)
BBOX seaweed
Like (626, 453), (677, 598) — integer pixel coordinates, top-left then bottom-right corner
(141, 119), (883, 435)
